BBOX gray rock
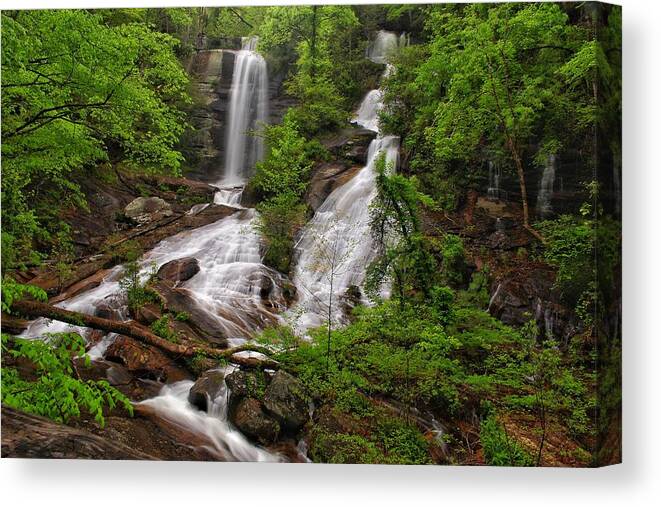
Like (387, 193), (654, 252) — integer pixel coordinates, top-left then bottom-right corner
(157, 257), (200, 283)
(232, 398), (280, 444)
(225, 369), (266, 415)
(188, 369), (227, 412)
(263, 371), (309, 432)
(124, 197), (173, 224)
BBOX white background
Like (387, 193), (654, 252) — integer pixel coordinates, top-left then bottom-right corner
(1, 0), (659, 505)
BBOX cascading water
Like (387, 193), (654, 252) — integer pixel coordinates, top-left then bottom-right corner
(290, 34), (402, 333)
(21, 37), (280, 461)
(221, 36), (268, 187)
(139, 367), (281, 462)
(367, 30), (406, 64)
(537, 154), (557, 218)
(487, 161), (507, 200)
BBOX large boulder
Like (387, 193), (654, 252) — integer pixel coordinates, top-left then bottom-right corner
(188, 369), (227, 412)
(157, 257), (200, 283)
(305, 162), (363, 211)
(263, 371), (310, 432)
(104, 335), (191, 383)
(225, 369), (267, 415)
(124, 197), (173, 224)
(232, 398), (280, 444)
(134, 303), (162, 326)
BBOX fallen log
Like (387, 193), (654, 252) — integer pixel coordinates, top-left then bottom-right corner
(12, 299), (279, 370)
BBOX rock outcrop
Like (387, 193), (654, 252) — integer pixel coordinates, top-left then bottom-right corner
(224, 368), (310, 446)
(188, 369), (227, 412)
(124, 197), (173, 224)
(263, 371), (310, 432)
(156, 257), (201, 283)
(233, 398), (280, 444)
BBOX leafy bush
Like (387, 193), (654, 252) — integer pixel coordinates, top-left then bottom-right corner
(1, 333), (133, 427)
(119, 260), (159, 313)
(1, 278), (48, 314)
(256, 194), (307, 273)
(480, 415), (534, 466)
(150, 315), (180, 343)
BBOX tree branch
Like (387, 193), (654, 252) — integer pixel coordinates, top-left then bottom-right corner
(12, 299), (279, 369)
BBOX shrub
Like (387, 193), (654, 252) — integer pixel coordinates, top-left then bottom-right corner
(1, 333), (133, 427)
(480, 415), (534, 466)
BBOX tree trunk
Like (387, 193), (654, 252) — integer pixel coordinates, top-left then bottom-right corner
(12, 300), (278, 369)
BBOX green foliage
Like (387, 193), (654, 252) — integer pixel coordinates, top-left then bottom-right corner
(257, 5), (367, 136)
(256, 193), (307, 273)
(1, 333), (133, 427)
(480, 415), (534, 466)
(1, 278), (48, 314)
(538, 200), (619, 328)
(251, 117), (315, 200)
(437, 234), (466, 286)
(119, 260), (159, 313)
(2, 9), (190, 268)
(368, 153), (439, 301)
(174, 311), (190, 322)
(380, 3), (620, 217)
(150, 315), (179, 343)
(252, 116), (317, 273)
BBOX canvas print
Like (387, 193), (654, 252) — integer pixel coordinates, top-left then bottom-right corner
(1, 2), (621, 466)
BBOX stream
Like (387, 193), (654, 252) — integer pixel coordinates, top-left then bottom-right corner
(20, 31), (405, 462)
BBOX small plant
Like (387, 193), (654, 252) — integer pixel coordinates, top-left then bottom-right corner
(1, 278), (48, 314)
(1, 333), (133, 427)
(119, 260), (158, 313)
(480, 415), (533, 466)
(174, 311), (191, 322)
(150, 315), (180, 343)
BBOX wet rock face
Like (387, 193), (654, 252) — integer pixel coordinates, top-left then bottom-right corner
(156, 257), (200, 283)
(134, 303), (162, 326)
(233, 398), (280, 445)
(304, 127), (377, 211)
(104, 335), (191, 383)
(263, 371), (310, 432)
(225, 369), (309, 444)
(225, 369), (266, 415)
(323, 127), (377, 165)
(487, 269), (580, 345)
(188, 369), (227, 412)
(124, 197), (173, 224)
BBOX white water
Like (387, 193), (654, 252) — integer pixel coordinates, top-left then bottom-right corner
(537, 154), (556, 218)
(367, 30), (406, 64)
(354, 89), (384, 132)
(221, 36), (268, 187)
(139, 369), (280, 462)
(144, 209), (287, 340)
(290, 37), (402, 333)
(487, 161), (507, 201)
(20, 37), (283, 461)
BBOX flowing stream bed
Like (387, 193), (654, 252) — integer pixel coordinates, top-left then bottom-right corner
(20, 31), (406, 462)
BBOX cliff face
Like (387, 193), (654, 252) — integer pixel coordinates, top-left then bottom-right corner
(180, 49), (235, 183)
(180, 49), (296, 184)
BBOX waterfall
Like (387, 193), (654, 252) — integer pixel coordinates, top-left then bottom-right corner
(21, 37), (281, 460)
(487, 161), (507, 200)
(354, 89), (384, 132)
(291, 37), (403, 333)
(537, 154), (557, 218)
(366, 30), (406, 64)
(221, 36), (268, 187)
(139, 368), (281, 462)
